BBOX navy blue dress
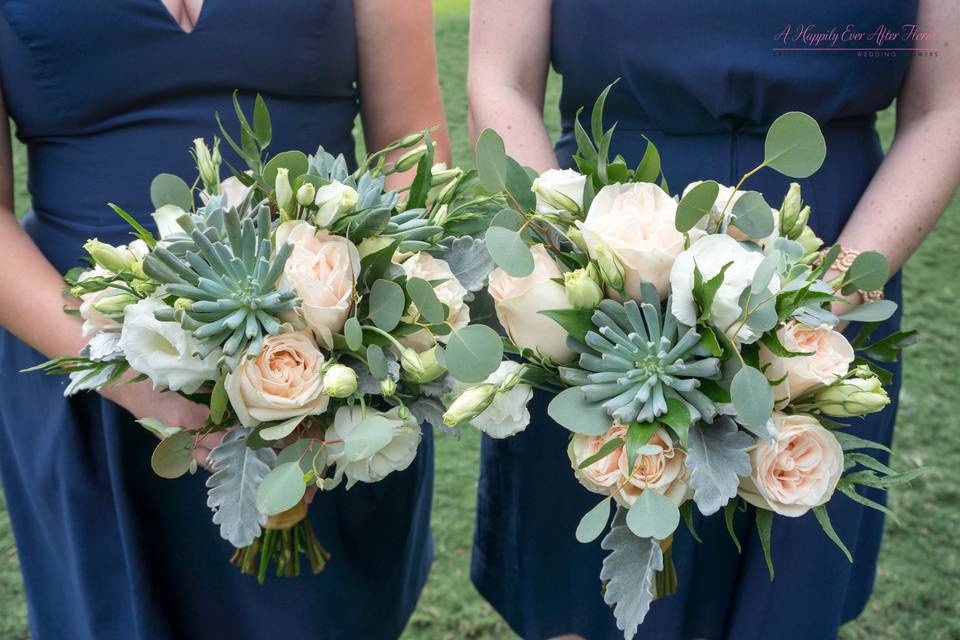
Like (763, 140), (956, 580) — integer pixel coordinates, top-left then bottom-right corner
(472, 2), (914, 638)
(0, 2), (432, 638)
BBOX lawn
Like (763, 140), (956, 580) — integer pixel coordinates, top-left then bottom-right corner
(2, 3), (958, 639)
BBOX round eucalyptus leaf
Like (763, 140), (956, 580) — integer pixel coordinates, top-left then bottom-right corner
(259, 414), (306, 441)
(344, 316), (363, 351)
(625, 489), (681, 540)
(369, 279), (405, 332)
(490, 208), (526, 231)
(276, 439), (322, 473)
(837, 299), (897, 323)
(676, 180), (719, 232)
(576, 497), (612, 544)
(344, 415), (394, 462)
(476, 128), (507, 192)
(751, 251), (781, 294)
(444, 324), (504, 383)
(731, 365), (774, 429)
(731, 191), (775, 239)
(485, 226), (534, 277)
(255, 461), (306, 516)
(150, 173), (193, 211)
(844, 251), (889, 293)
(150, 431), (194, 479)
(547, 387), (614, 436)
(262, 151), (309, 194)
(406, 277), (446, 324)
(763, 112), (826, 178)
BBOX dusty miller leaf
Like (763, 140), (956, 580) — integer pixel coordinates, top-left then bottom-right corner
(205, 427), (277, 548)
(685, 417), (753, 516)
(600, 508), (664, 640)
(440, 235), (495, 292)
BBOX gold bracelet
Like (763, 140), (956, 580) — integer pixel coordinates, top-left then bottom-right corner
(820, 245), (885, 302)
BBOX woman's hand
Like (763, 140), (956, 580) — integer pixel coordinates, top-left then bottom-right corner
(100, 380), (222, 465)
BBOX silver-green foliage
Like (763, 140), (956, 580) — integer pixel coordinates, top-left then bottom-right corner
(685, 417), (754, 515)
(600, 508), (663, 640)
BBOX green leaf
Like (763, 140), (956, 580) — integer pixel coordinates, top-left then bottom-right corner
(731, 191), (775, 239)
(548, 387), (614, 436)
(137, 418), (182, 439)
(698, 262), (732, 320)
(658, 398), (692, 446)
(591, 81), (616, 143)
(832, 430), (892, 453)
(150, 173), (193, 211)
(578, 437), (626, 469)
(813, 505), (853, 562)
(676, 180), (719, 232)
(344, 415), (394, 462)
(255, 461), (306, 516)
(724, 499), (742, 552)
(252, 94), (272, 148)
(344, 317), (363, 351)
(763, 111), (826, 178)
(485, 226), (534, 277)
(761, 329), (815, 357)
(368, 279), (406, 332)
(262, 151), (308, 195)
(634, 137), (661, 183)
(731, 365), (774, 431)
(859, 329), (918, 363)
(406, 277), (446, 324)
(259, 414), (306, 441)
(538, 308), (595, 343)
(625, 489), (680, 540)
(360, 239), (400, 287)
(406, 132), (436, 209)
(276, 438), (322, 474)
(505, 157), (536, 211)
(842, 251), (889, 295)
(600, 508), (663, 640)
(209, 375), (228, 425)
(680, 502), (702, 543)
(755, 508), (775, 580)
(838, 300), (897, 323)
(751, 251), (780, 295)
(490, 207), (526, 231)
(150, 432), (194, 479)
(625, 422), (657, 472)
(476, 128), (507, 192)
(444, 324), (504, 383)
(700, 326), (724, 358)
(367, 344), (387, 379)
(576, 497), (612, 543)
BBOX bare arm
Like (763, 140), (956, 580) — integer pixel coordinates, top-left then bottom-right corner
(833, 0), (960, 293)
(468, 0), (557, 171)
(355, 0), (451, 189)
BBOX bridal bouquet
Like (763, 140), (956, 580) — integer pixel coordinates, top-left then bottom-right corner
(29, 95), (508, 582)
(445, 85), (922, 638)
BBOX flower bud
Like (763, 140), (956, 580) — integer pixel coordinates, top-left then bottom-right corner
(594, 245), (625, 293)
(442, 383), (497, 426)
(91, 292), (137, 315)
(314, 181), (359, 227)
(566, 228), (589, 253)
(431, 204), (450, 227)
(192, 138), (221, 194)
(796, 225), (824, 256)
(394, 144), (429, 172)
(323, 364), (359, 398)
(814, 376), (890, 417)
(84, 239), (136, 273)
(173, 297), (193, 312)
(430, 163), (463, 186)
(296, 182), (316, 207)
(380, 377), (397, 397)
(400, 346), (445, 383)
(779, 183), (803, 235)
(564, 264), (603, 310)
(275, 168), (294, 219)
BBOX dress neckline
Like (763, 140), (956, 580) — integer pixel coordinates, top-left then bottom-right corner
(153, 0), (209, 35)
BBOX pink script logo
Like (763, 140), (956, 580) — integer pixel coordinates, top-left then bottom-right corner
(772, 24), (938, 56)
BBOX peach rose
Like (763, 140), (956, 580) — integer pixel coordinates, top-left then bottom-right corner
(399, 252), (470, 351)
(739, 413), (843, 517)
(225, 331), (329, 427)
(489, 244), (576, 363)
(760, 321), (854, 401)
(568, 425), (690, 507)
(577, 182), (696, 300)
(276, 221), (360, 349)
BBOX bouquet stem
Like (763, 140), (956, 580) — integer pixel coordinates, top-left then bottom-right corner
(655, 540), (678, 599)
(230, 501), (330, 583)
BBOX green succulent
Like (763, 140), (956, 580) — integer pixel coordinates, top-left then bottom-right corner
(142, 204), (296, 361)
(560, 284), (721, 425)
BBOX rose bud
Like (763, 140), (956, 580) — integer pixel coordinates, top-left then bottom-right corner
(323, 364), (359, 399)
(400, 346), (446, 383)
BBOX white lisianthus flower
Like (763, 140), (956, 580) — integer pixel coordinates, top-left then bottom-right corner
(328, 406), (422, 487)
(399, 252), (470, 350)
(313, 180), (359, 228)
(670, 234), (781, 344)
(119, 297), (220, 393)
(458, 361), (533, 438)
(79, 240), (151, 337)
(151, 205), (188, 239)
(532, 168), (586, 215)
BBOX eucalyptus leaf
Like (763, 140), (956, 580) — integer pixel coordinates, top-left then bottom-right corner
(485, 226), (534, 277)
(731, 191), (775, 238)
(262, 151), (309, 195)
(444, 324), (504, 383)
(369, 279), (405, 332)
(259, 414), (306, 441)
(838, 300), (897, 323)
(731, 365), (774, 430)
(676, 180), (719, 232)
(751, 251), (781, 295)
(685, 417), (753, 516)
(276, 438), (323, 474)
(150, 173), (193, 211)
(548, 387), (613, 436)
(763, 111), (826, 178)
(205, 427), (276, 547)
(406, 277), (446, 324)
(137, 418), (183, 439)
(476, 128), (508, 192)
(842, 251), (888, 294)
(576, 497), (612, 544)
(255, 461), (306, 517)
(150, 431), (194, 479)
(367, 344), (388, 379)
(625, 489), (680, 540)
(344, 415), (394, 462)
(209, 375), (228, 425)
(600, 509), (663, 640)
(344, 317), (363, 351)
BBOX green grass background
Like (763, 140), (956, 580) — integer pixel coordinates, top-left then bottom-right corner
(3, 2), (958, 638)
